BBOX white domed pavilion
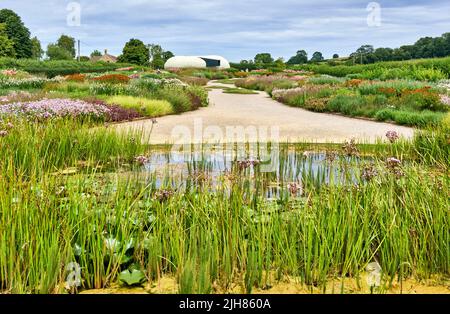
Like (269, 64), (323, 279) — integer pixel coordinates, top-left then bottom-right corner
(164, 55), (230, 70)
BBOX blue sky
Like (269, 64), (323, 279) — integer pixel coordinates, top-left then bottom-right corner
(2, 0), (450, 62)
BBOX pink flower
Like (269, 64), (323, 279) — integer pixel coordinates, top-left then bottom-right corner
(386, 131), (400, 143)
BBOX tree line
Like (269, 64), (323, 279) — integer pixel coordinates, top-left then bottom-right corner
(0, 8), (174, 68)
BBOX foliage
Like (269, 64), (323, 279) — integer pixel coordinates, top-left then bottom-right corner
(105, 95), (174, 117)
(31, 37), (43, 60)
(118, 39), (150, 66)
(92, 74), (131, 84)
(0, 58), (127, 77)
(0, 23), (15, 58)
(0, 9), (32, 58)
(287, 50), (308, 65)
(56, 34), (76, 58)
(310, 51), (324, 63)
(46, 44), (74, 61)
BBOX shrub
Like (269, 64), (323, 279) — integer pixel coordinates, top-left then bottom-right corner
(326, 95), (366, 116)
(105, 95), (174, 117)
(91, 74), (131, 84)
(307, 75), (345, 85)
(65, 74), (86, 82)
(180, 76), (209, 86)
(397, 88), (446, 111)
(375, 109), (444, 127)
(185, 85), (209, 109)
(156, 86), (192, 113)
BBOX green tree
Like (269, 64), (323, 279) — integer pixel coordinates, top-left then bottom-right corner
(149, 44), (165, 69)
(163, 51), (174, 61)
(333, 54), (339, 59)
(0, 23), (15, 57)
(254, 53), (274, 66)
(117, 39), (149, 65)
(31, 37), (43, 60)
(46, 43), (73, 60)
(0, 9), (32, 58)
(57, 35), (76, 58)
(90, 50), (102, 57)
(310, 51), (324, 62)
(287, 50), (308, 65)
(373, 47), (393, 62)
(350, 45), (375, 64)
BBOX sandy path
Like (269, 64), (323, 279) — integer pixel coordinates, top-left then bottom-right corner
(115, 81), (414, 144)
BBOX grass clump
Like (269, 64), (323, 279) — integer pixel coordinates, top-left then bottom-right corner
(222, 87), (258, 94)
(106, 95), (174, 117)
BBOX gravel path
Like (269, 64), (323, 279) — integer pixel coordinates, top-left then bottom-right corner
(115, 81), (414, 144)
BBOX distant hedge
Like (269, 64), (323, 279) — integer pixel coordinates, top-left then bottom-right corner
(0, 58), (133, 77)
(293, 57), (450, 79)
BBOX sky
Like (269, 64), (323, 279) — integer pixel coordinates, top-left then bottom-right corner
(1, 0), (450, 62)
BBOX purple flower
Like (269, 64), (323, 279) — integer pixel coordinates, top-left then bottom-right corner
(386, 131), (400, 143)
(134, 155), (148, 165)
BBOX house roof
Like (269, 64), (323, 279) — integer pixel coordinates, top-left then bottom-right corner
(90, 50), (118, 62)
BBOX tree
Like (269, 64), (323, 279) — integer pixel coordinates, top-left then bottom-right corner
(310, 51), (324, 62)
(254, 53), (274, 66)
(149, 44), (165, 69)
(0, 23), (15, 57)
(0, 9), (32, 58)
(163, 51), (174, 61)
(117, 39), (149, 65)
(287, 50), (308, 65)
(373, 47), (393, 62)
(333, 54), (339, 59)
(46, 43), (73, 60)
(350, 45), (375, 64)
(31, 37), (43, 60)
(80, 56), (90, 62)
(90, 50), (102, 57)
(57, 35), (76, 58)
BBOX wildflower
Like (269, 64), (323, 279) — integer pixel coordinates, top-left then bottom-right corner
(386, 157), (401, 167)
(361, 164), (378, 181)
(5, 122), (14, 129)
(325, 150), (338, 162)
(236, 158), (260, 170)
(439, 94), (450, 106)
(385, 131), (400, 143)
(342, 139), (359, 156)
(0, 130), (8, 137)
(154, 189), (174, 202)
(287, 182), (303, 196)
(134, 155), (148, 165)
(386, 157), (404, 178)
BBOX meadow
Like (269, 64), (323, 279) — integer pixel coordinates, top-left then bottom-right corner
(0, 60), (449, 294)
(236, 71), (450, 127)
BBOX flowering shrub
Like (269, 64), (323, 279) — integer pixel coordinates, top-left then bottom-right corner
(65, 74), (86, 82)
(0, 91), (34, 104)
(439, 94), (450, 106)
(92, 74), (131, 84)
(0, 99), (110, 120)
(0, 76), (62, 90)
(345, 79), (364, 88)
(1, 69), (17, 76)
(88, 100), (142, 122)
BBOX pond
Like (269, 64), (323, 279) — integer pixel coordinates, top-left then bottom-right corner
(136, 145), (372, 198)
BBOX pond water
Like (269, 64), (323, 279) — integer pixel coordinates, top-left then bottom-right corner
(137, 147), (371, 197)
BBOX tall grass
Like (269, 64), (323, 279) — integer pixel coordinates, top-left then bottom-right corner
(0, 118), (448, 294)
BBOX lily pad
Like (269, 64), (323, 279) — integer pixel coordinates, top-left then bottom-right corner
(118, 269), (146, 286)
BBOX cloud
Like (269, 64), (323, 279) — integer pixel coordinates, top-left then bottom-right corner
(0, 0), (449, 61)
